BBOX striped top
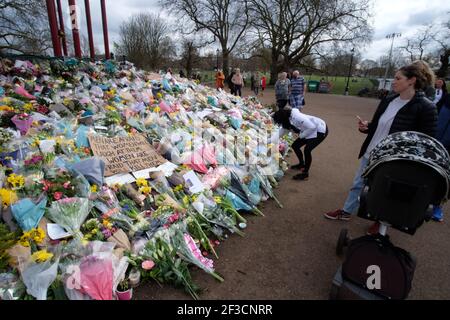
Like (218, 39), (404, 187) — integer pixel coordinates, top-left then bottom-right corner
(290, 76), (305, 96)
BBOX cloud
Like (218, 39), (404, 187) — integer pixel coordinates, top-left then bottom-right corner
(407, 10), (441, 26)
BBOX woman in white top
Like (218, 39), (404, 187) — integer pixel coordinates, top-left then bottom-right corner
(433, 78), (447, 113)
(231, 68), (244, 97)
(273, 108), (328, 180)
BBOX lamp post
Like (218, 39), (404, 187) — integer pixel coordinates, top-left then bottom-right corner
(344, 48), (355, 96)
(216, 49), (219, 70)
(382, 33), (401, 90)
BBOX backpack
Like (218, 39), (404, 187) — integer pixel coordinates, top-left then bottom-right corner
(342, 234), (416, 300)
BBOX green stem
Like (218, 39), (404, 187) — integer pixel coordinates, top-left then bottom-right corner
(211, 272), (224, 282)
(232, 227), (245, 237)
(192, 214), (219, 259)
(272, 195), (283, 208)
(252, 206), (265, 217)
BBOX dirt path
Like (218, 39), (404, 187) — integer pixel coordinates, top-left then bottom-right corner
(135, 87), (450, 300)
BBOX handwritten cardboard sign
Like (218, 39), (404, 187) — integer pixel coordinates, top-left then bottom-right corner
(88, 134), (166, 177)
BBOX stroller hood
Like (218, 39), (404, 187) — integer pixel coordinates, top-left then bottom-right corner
(362, 131), (450, 201)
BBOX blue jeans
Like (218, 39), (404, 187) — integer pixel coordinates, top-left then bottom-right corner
(343, 156), (369, 215)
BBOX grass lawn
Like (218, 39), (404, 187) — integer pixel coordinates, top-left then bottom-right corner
(304, 75), (377, 96)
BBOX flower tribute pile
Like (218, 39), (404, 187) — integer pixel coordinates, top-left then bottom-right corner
(0, 57), (290, 300)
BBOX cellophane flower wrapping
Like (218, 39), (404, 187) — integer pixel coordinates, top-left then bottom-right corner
(46, 197), (90, 239)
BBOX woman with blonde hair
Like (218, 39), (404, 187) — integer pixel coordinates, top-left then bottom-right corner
(324, 60), (438, 235)
(275, 72), (291, 109)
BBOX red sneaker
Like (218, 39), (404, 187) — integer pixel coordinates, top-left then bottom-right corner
(323, 209), (351, 221)
(366, 222), (380, 236)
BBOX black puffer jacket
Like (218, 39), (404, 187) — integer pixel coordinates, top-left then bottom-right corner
(359, 91), (437, 158)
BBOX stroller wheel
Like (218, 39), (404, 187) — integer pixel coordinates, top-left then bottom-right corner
(336, 228), (349, 256)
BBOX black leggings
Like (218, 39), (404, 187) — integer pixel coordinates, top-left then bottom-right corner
(234, 85), (242, 97)
(291, 127), (328, 173)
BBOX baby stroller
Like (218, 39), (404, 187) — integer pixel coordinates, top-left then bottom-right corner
(330, 131), (450, 300)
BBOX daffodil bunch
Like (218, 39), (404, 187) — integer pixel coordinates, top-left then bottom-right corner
(31, 249), (53, 263)
(7, 173), (25, 190)
(18, 227), (46, 250)
(0, 188), (18, 208)
(81, 218), (104, 241)
(136, 178), (152, 194)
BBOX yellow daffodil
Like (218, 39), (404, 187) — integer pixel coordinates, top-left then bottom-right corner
(30, 228), (46, 244)
(136, 178), (148, 187)
(156, 92), (163, 99)
(182, 195), (190, 206)
(31, 250), (53, 263)
(0, 188), (18, 208)
(105, 105), (116, 111)
(23, 103), (33, 112)
(214, 196), (222, 204)
(18, 234), (30, 247)
(139, 186), (152, 194)
(174, 185), (183, 192)
(102, 220), (113, 229)
(7, 173), (25, 189)
(90, 184), (98, 193)
(153, 106), (161, 113)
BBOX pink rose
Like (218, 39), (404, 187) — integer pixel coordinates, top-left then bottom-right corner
(63, 181), (71, 189)
(141, 260), (155, 270)
(53, 192), (63, 200)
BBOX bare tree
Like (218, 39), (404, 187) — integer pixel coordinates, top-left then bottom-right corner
(433, 14), (450, 78)
(248, 0), (372, 84)
(160, 0), (251, 77)
(359, 59), (378, 77)
(180, 38), (202, 78)
(0, 0), (52, 55)
(399, 25), (435, 62)
(115, 13), (172, 71)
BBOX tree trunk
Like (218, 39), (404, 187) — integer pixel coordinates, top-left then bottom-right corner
(223, 50), (230, 78)
(269, 49), (281, 85)
(436, 50), (450, 78)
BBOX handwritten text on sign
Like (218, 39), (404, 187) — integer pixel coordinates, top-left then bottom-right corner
(88, 134), (166, 176)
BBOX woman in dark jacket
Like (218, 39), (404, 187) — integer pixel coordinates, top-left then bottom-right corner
(324, 60), (438, 234)
(433, 93), (450, 222)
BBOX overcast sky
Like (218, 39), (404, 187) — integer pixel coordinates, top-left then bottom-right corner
(58, 0), (450, 61)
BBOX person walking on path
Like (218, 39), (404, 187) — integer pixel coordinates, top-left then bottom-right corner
(261, 75), (267, 95)
(253, 72), (261, 96)
(275, 72), (291, 109)
(289, 70), (306, 110)
(227, 70), (236, 95)
(215, 69), (225, 90)
(273, 108), (328, 180)
(323, 60), (438, 236)
(231, 68), (244, 97)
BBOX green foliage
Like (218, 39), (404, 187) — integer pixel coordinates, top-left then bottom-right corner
(143, 237), (200, 299)
(0, 223), (20, 272)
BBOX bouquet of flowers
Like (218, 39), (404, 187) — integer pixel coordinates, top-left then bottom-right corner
(11, 113), (33, 135)
(39, 169), (79, 201)
(141, 229), (200, 300)
(0, 128), (13, 152)
(46, 197), (90, 239)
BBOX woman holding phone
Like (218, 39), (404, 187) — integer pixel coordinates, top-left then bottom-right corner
(324, 60), (438, 235)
